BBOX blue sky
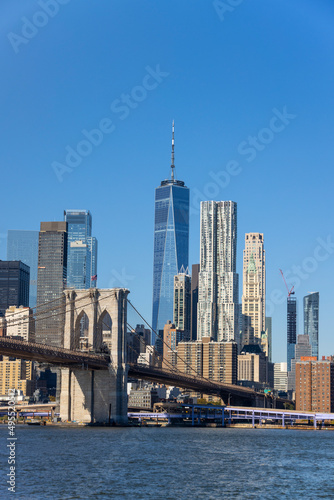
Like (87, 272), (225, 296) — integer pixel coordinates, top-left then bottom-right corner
(1, 0), (334, 362)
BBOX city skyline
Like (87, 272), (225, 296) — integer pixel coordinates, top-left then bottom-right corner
(1, 1), (334, 362)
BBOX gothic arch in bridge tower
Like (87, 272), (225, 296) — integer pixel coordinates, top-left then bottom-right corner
(60, 288), (129, 425)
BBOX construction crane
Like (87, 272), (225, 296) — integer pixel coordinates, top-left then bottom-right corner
(279, 269), (295, 297)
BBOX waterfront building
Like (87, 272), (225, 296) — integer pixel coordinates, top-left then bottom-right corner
(273, 362), (288, 392)
(5, 306), (35, 342)
(7, 230), (39, 308)
(128, 387), (160, 410)
(64, 210), (98, 289)
(197, 201), (238, 342)
(241, 233), (265, 346)
(238, 345), (268, 384)
(0, 261), (30, 317)
(0, 357), (34, 397)
(296, 357), (334, 413)
(173, 269), (191, 341)
(190, 264), (199, 341)
(152, 123), (189, 344)
(36, 222), (67, 347)
(287, 296), (297, 372)
(304, 292), (319, 360)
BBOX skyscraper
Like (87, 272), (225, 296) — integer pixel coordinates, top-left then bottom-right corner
(36, 222), (67, 347)
(241, 233), (265, 346)
(190, 264), (200, 341)
(304, 292), (319, 360)
(0, 261), (30, 316)
(152, 123), (189, 344)
(173, 268), (191, 341)
(7, 230), (39, 308)
(197, 201), (239, 342)
(287, 296), (297, 372)
(64, 210), (98, 289)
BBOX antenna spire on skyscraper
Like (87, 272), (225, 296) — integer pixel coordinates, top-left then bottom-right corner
(171, 120), (175, 181)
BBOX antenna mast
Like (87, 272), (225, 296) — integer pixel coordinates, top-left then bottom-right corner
(171, 120), (175, 181)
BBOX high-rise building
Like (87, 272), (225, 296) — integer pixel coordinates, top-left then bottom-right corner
(64, 210), (98, 289)
(287, 334), (312, 392)
(241, 233), (265, 346)
(35, 222), (67, 347)
(238, 344), (268, 384)
(176, 337), (237, 385)
(287, 296), (297, 372)
(197, 201), (238, 342)
(0, 357), (35, 397)
(162, 321), (182, 371)
(152, 123), (189, 344)
(263, 317), (272, 362)
(274, 362), (288, 392)
(190, 264), (199, 341)
(7, 230), (39, 308)
(296, 357), (334, 413)
(0, 261), (30, 317)
(5, 306), (35, 342)
(304, 292), (319, 360)
(173, 269), (191, 341)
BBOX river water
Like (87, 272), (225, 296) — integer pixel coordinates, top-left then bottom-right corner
(1, 426), (334, 499)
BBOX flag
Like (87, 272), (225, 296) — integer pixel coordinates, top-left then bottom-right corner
(91, 275), (97, 281)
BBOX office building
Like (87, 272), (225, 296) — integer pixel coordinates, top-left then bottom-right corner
(190, 264), (199, 341)
(262, 317), (272, 362)
(35, 222), (67, 347)
(304, 292), (319, 360)
(296, 357), (334, 413)
(241, 233), (265, 346)
(173, 269), (191, 341)
(5, 306), (35, 342)
(152, 123), (189, 344)
(7, 230), (39, 308)
(64, 210), (98, 289)
(274, 362), (288, 392)
(287, 296), (297, 372)
(0, 261), (30, 317)
(238, 345), (268, 385)
(197, 201), (238, 342)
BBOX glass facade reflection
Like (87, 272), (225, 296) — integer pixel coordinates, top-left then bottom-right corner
(304, 292), (319, 359)
(152, 179), (189, 344)
(7, 230), (39, 308)
(64, 210), (98, 289)
(287, 296), (297, 371)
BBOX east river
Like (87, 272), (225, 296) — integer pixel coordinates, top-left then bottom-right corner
(1, 426), (334, 499)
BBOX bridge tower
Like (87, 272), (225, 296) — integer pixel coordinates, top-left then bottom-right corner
(59, 288), (129, 425)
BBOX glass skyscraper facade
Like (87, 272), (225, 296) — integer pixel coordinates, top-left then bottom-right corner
(0, 261), (30, 316)
(287, 296), (297, 371)
(304, 292), (319, 359)
(64, 210), (98, 289)
(7, 230), (39, 308)
(152, 178), (189, 344)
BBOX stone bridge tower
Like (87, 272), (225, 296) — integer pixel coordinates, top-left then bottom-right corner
(59, 288), (129, 425)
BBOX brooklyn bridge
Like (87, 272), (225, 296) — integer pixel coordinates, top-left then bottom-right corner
(0, 288), (291, 424)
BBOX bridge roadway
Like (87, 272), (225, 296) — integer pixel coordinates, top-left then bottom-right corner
(0, 337), (291, 408)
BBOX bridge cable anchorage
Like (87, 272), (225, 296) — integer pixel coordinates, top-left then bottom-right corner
(126, 299), (220, 390)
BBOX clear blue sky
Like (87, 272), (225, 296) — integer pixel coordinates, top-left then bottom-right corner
(1, 0), (334, 362)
